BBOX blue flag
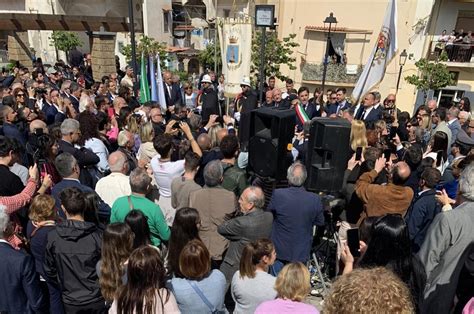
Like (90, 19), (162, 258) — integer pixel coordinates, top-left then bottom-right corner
(149, 55), (158, 102)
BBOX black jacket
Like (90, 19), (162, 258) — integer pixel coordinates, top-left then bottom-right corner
(44, 220), (103, 306)
(199, 87), (219, 123)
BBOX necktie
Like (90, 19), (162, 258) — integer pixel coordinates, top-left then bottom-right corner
(361, 109), (367, 120)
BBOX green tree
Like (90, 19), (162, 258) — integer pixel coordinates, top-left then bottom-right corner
(198, 42), (222, 73)
(49, 31), (83, 61)
(121, 35), (168, 69)
(251, 31), (299, 82)
(405, 52), (455, 101)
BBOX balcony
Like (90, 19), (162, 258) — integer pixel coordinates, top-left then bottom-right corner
(427, 41), (473, 68)
(302, 63), (363, 86)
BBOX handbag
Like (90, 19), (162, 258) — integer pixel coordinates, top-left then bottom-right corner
(187, 281), (219, 314)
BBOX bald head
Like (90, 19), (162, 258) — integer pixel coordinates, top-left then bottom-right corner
(108, 151), (128, 173)
(29, 119), (48, 134)
(273, 88), (282, 102)
(392, 161), (411, 185)
(197, 133), (211, 151)
(427, 99), (437, 111)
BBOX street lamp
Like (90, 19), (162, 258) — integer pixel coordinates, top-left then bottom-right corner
(321, 13), (337, 95)
(396, 49), (408, 92)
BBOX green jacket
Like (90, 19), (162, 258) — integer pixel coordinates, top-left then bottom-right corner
(110, 195), (170, 246)
(221, 162), (248, 198)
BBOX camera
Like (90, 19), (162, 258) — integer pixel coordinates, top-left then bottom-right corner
(35, 88), (47, 94)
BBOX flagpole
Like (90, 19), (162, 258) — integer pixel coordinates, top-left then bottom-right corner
(355, 52), (376, 105)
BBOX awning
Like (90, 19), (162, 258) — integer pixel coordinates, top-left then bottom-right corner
(305, 26), (372, 34)
(0, 13), (143, 32)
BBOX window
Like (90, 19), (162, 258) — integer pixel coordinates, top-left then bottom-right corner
(163, 12), (170, 33)
(223, 9), (230, 18)
(455, 10), (474, 32)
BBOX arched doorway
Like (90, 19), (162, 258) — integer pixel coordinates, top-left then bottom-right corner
(188, 58), (200, 74)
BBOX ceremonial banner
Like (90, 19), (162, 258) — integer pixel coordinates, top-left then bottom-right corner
(139, 53), (150, 104)
(218, 17), (252, 96)
(352, 0), (398, 102)
(149, 55), (158, 102)
(156, 54), (167, 112)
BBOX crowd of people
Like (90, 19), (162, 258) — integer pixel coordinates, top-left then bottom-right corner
(0, 53), (473, 314)
(434, 28), (472, 62)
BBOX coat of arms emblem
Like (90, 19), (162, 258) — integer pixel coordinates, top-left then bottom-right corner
(373, 27), (391, 64)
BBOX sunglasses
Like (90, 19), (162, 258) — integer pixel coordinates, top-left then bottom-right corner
(16, 94), (25, 97)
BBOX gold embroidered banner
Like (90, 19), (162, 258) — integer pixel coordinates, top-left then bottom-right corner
(218, 17), (252, 97)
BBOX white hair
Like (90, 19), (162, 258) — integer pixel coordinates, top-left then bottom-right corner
(60, 119), (80, 135)
(0, 205), (9, 238)
(459, 164), (474, 201)
(287, 162), (307, 187)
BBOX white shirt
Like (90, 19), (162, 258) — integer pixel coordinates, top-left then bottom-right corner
(85, 137), (109, 171)
(95, 172), (131, 207)
(150, 155), (185, 198)
(363, 106), (374, 120)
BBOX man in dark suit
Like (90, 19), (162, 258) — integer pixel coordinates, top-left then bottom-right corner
(68, 82), (81, 113)
(0, 208), (46, 313)
(271, 88), (290, 109)
(218, 186), (273, 285)
(296, 86), (319, 129)
(52, 152), (110, 223)
(405, 167), (441, 253)
(267, 162), (325, 275)
(163, 70), (182, 108)
(58, 119), (100, 188)
(354, 92), (382, 123)
(328, 87), (352, 116)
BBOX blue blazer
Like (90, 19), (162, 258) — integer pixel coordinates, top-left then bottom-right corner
(0, 242), (46, 313)
(327, 101), (351, 115)
(355, 106), (382, 123)
(163, 82), (183, 107)
(42, 102), (58, 125)
(52, 179), (111, 222)
(267, 186), (325, 262)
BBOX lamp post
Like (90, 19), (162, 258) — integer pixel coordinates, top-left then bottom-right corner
(255, 5), (275, 105)
(321, 13), (337, 95)
(396, 49), (408, 93)
(128, 0), (138, 80)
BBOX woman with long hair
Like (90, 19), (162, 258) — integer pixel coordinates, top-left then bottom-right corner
(137, 122), (157, 163)
(170, 239), (226, 313)
(255, 262), (318, 313)
(110, 246), (179, 314)
(341, 214), (426, 311)
(12, 87), (27, 110)
(125, 209), (153, 249)
(350, 120), (368, 152)
(424, 131), (449, 174)
(167, 207), (201, 277)
(78, 111), (110, 172)
(98, 223), (134, 303)
(231, 239), (277, 313)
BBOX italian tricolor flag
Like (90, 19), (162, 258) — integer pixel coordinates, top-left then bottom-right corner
(295, 103), (309, 125)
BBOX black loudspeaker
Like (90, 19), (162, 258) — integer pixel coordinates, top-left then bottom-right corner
(305, 118), (351, 193)
(248, 107), (296, 180)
